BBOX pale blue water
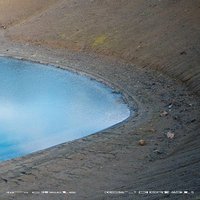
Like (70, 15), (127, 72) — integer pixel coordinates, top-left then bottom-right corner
(0, 57), (130, 161)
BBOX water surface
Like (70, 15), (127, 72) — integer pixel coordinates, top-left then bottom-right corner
(0, 57), (130, 161)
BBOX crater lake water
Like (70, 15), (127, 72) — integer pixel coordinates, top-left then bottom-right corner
(0, 57), (130, 161)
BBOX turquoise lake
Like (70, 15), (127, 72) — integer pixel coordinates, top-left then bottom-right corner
(0, 57), (130, 161)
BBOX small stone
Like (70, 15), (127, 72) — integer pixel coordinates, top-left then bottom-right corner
(168, 104), (173, 109)
(180, 51), (187, 55)
(138, 139), (146, 146)
(166, 131), (175, 139)
(173, 116), (178, 120)
(160, 111), (168, 117)
(154, 149), (163, 154)
(1, 25), (6, 29)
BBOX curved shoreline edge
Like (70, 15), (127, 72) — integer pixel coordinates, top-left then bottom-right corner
(0, 40), (199, 200)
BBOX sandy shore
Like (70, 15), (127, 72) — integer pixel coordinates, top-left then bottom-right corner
(0, 30), (199, 200)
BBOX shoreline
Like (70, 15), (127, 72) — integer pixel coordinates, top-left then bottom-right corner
(0, 31), (200, 200)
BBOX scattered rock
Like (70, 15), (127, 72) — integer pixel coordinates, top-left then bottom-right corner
(190, 119), (196, 123)
(20, 171), (32, 175)
(1, 178), (8, 183)
(180, 51), (187, 55)
(166, 131), (175, 139)
(173, 116), (178, 120)
(154, 149), (163, 154)
(1, 25), (6, 29)
(168, 104), (173, 109)
(186, 118), (197, 124)
(160, 111), (168, 117)
(138, 139), (146, 146)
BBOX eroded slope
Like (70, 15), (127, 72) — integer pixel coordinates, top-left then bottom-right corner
(1, 0), (199, 94)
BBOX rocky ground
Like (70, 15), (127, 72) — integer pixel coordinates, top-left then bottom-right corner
(0, 29), (199, 200)
(0, 0), (199, 199)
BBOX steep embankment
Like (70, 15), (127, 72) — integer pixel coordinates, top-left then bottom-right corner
(1, 0), (199, 95)
(0, 0), (58, 27)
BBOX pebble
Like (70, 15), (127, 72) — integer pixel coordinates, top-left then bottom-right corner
(168, 104), (173, 109)
(138, 139), (146, 146)
(160, 111), (168, 117)
(166, 131), (175, 139)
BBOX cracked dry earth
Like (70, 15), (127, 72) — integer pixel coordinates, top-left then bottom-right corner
(0, 31), (199, 200)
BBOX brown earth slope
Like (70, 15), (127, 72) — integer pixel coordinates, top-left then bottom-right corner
(1, 0), (200, 95)
(0, 0), (58, 27)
